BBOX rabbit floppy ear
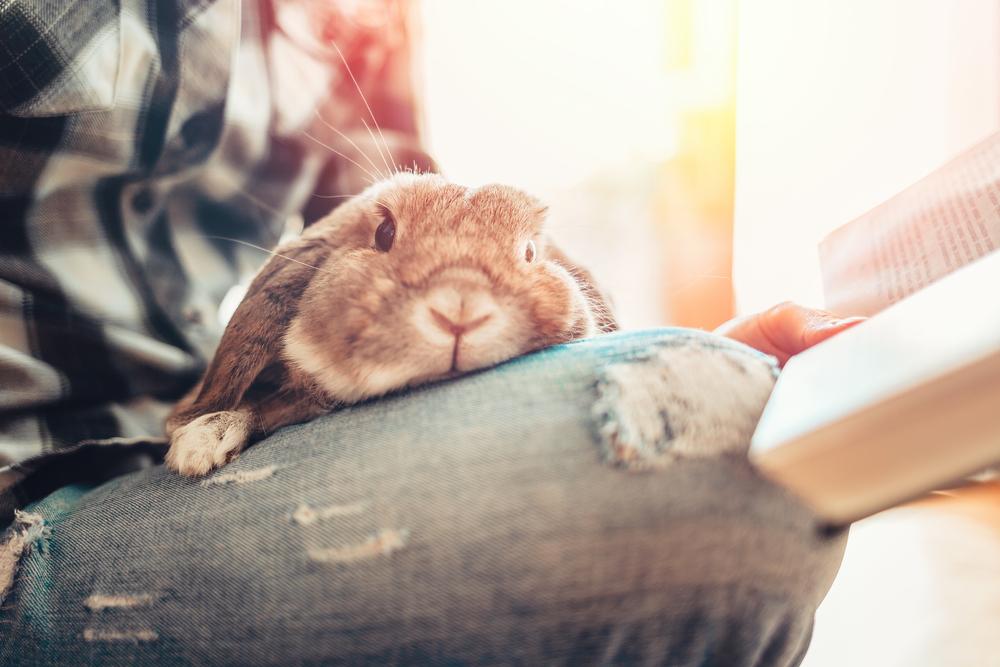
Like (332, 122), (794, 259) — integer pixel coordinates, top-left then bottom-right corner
(166, 238), (331, 433)
(544, 238), (619, 334)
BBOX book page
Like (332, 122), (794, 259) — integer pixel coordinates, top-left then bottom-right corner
(819, 132), (1000, 315)
(751, 250), (1000, 523)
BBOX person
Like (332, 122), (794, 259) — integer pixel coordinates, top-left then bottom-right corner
(0, 1), (856, 664)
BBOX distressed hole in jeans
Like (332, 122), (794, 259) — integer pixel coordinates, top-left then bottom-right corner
(202, 464), (278, 486)
(0, 510), (50, 602)
(85, 593), (156, 611)
(307, 528), (409, 564)
(83, 628), (158, 642)
(292, 501), (369, 526)
(592, 342), (777, 470)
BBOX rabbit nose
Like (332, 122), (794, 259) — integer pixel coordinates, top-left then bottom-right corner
(423, 286), (496, 337)
(429, 308), (492, 336)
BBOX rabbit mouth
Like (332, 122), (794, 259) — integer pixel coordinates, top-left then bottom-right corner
(409, 328), (524, 384)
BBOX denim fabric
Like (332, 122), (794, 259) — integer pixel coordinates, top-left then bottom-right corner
(0, 329), (846, 666)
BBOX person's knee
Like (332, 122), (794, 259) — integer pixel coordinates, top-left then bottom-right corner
(512, 453), (846, 666)
(621, 460), (847, 665)
(493, 331), (844, 664)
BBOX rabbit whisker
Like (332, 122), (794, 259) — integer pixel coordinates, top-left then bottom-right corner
(216, 177), (296, 220)
(313, 109), (386, 180)
(327, 38), (395, 177)
(302, 130), (381, 184)
(205, 236), (336, 275)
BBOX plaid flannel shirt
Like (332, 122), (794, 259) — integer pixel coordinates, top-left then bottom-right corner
(0, 0), (431, 523)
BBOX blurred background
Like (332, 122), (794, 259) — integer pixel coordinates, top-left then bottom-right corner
(414, 0), (1000, 331)
(418, 0), (737, 331)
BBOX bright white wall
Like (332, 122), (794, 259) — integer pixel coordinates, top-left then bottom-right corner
(733, 0), (1000, 314)
(417, 1), (676, 328)
(418, 0), (675, 191)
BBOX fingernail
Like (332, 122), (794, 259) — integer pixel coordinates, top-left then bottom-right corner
(814, 315), (866, 329)
(829, 316), (867, 327)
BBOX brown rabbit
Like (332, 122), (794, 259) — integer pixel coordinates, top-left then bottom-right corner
(165, 173), (617, 475)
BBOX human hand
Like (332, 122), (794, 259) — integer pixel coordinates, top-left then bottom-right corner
(714, 302), (866, 366)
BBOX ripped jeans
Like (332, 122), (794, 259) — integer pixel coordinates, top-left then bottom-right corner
(0, 329), (846, 666)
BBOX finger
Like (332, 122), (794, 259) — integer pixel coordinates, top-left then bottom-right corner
(714, 305), (794, 364)
(799, 312), (867, 348)
(716, 302), (865, 366)
(758, 303), (866, 361)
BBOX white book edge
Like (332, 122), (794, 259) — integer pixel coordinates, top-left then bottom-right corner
(750, 250), (1000, 524)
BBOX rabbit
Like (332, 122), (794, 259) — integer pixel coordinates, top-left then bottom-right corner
(164, 172), (617, 476)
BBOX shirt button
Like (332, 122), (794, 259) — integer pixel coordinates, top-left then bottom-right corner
(131, 187), (154, 214)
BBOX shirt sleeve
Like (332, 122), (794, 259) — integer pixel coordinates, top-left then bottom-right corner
(0, 0), (434, 468)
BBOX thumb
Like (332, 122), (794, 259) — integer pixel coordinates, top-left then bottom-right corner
(798, 311), (867, 349)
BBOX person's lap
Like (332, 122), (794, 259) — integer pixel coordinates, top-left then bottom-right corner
(0, 329), (846, 666)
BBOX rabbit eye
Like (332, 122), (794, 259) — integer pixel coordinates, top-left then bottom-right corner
(524, 240), (536, 263)
(374, 210), (395, 252)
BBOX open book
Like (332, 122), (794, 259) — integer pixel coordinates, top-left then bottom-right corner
(749, 131), (1000, 525)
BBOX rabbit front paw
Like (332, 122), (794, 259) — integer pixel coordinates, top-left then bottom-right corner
(165, 410), (254, 476)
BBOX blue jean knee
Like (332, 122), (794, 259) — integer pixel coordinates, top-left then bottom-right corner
(0, 329), (846, 666)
